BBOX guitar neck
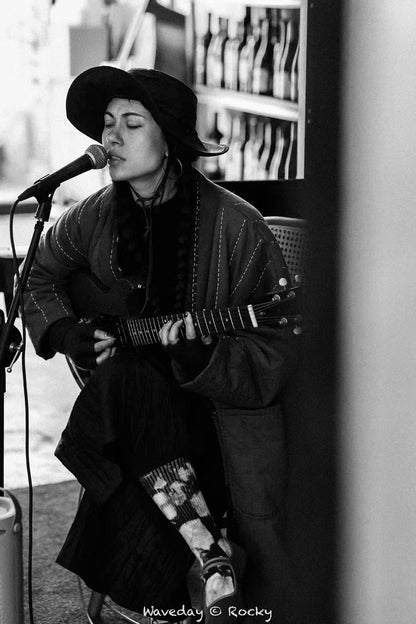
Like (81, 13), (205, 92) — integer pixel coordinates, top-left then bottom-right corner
(115, 305), (261, 348)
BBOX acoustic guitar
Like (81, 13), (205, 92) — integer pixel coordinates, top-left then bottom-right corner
(67, 269), (303, 351)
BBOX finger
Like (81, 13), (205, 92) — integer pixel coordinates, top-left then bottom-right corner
(201, 335), (213, 345)
(94, 329), (114, 341)
(168, 318), (184, 345)
(94, 337), (116, 353)
(184, 312), (197, 340)
(109, 346), (117, 358)
(159, 320), (173, 346)
(96, 347), (113, 365)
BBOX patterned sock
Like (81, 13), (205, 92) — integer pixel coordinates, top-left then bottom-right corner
(139, 457), (230, 566)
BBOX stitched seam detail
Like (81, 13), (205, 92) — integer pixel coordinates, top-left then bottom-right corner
(191, 179), (200, 310)
(26, 267), (48, 323)
(55, 237), (77, 264)
(249, 260), (272, 295)
(64, 211), (84, 257)
(52, 284), (70, 314)
(229, 219), (246, 264)
(77, 202), (86, 225)
(215, 206), (224, 308)
(109, 234), (119, 279)
(231, 240), (262, 297)
(98, 192), (105, 219)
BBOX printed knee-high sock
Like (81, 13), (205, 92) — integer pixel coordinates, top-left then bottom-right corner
(139, 457), (231, 566)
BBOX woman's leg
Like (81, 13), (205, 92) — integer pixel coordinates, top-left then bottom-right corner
(139, 457), (241, 607)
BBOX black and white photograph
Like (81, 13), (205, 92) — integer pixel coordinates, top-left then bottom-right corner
(0, 1), (414, 624)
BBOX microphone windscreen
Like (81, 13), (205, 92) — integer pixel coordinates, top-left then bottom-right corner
(85, 144), (108, 169)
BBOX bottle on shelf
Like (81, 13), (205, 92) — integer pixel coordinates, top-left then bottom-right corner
(252, 13), (274, 96)
(243, 115), (260, 180)
(278, 12), (299, 101)
(284, 122), (297, 179)
(272, 13), (287, 99)
(206, 16), (229, 89)
(258, 118), (276, 179)
(251, 117), (266, 179)
(224, 113), (246, 180)
(194, 11), (212, 86)
(290, 36), (300, 102)
(223, 18), (246, 91)
(203, 111), (225, 180)
(205, 14), (219, 88)
(238, 8), (262, 93)
(268, 124), (284, 180)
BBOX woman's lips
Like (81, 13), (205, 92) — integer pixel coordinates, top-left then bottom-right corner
(108, 153), (125, 164)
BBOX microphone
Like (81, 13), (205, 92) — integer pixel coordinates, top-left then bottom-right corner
(18, 144), (108, 201)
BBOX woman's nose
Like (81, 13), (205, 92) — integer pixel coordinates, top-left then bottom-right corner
(104, 129), (122, 146)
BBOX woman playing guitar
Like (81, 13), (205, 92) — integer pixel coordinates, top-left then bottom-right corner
(23, 66), (300, 622)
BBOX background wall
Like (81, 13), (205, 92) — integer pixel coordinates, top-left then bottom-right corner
(339, 1), (416, 622)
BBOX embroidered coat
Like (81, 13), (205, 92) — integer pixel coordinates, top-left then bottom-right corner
(23, 169), (300, 616)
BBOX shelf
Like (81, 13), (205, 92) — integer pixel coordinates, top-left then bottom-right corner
(202, 0), (301, 13)
(196, 86), (299, 121)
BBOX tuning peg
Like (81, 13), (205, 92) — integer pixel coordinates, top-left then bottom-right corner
(293, 314), (303, 335)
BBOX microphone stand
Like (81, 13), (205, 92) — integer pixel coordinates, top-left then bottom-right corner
(0, 191), (54, 489)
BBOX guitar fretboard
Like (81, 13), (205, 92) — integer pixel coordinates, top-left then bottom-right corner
(116, 305), (260, 348)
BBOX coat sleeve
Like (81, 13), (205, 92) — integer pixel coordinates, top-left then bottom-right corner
(23, 200), (90, 359)
(172, 216), (301, 408)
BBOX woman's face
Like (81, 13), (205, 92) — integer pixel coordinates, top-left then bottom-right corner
(102, 98), (168, 190)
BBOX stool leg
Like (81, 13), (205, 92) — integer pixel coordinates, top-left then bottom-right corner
(88, 591), (105, 619)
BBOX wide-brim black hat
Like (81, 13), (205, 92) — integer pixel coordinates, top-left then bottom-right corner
(66, 65), (228, 157)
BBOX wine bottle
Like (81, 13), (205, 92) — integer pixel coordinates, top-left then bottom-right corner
(268, 125), (284, 180)
(238, 8), (261, 93)
(243, 116), (259, 180)
(252, 117), (266, 178)
(205, 14), (219, 88)
(272, 17), (287, 98)
(194, 12), (212, 86)
(290, 37), (300, 102)
(224, 18), (245, 91)
(258, 119), (276, 179)
(279, 14), (299, 100)
(252, 16), (274, 95)
(284, 122), (297, 179)
(225, 114), (245, 180)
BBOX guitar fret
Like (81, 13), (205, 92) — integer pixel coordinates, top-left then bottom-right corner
(143, 317), (152, 344)
(133, 319), (145, 347)
(209, 310), (218, 334)
(237, 307), (245, 329)
(194, 312), (203, 337)
(227, 308), (236, 330)
(110, 296), (295, 350)
(201, 310), (210, 335)
(150, 316), (159, 343)
(218, 308), (227, 331)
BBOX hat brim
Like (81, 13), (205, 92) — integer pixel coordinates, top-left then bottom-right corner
(66, 66), (228, 157)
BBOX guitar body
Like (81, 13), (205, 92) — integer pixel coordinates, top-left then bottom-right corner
(68, 270), (145, 319)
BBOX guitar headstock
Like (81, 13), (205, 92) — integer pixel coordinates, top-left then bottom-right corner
(255, 286), (303, 335)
